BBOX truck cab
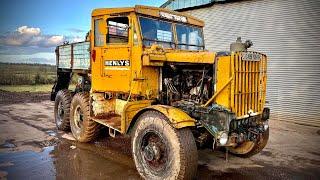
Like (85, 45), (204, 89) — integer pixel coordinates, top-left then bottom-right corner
(90, 6), (210, 95)
(51, 5), (269, 180)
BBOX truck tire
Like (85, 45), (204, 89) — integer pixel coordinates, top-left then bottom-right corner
(54, 90), (72, 131)
(131, 111), (198, 180)
(228, 128), (269, 157)
(70, 93), (100, 142)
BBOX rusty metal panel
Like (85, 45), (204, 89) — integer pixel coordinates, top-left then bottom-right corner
(73, 42), (90, 70)
(58, 45), (72, 69)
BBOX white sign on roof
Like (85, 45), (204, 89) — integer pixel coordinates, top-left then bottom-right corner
(159, 12), (187, 23)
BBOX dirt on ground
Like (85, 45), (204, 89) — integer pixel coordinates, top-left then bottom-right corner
(0, 90), (50, 105)
(0, 91), (319, 180)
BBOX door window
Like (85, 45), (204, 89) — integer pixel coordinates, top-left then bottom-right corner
(107, 17), (129, 44)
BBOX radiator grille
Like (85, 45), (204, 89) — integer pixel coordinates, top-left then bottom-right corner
(233, 52), (267, 118)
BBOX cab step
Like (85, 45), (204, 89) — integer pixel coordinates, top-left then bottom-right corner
(91, 116), (121, 136)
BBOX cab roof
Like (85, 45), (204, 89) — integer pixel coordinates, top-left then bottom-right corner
(92, 5), (204, 27)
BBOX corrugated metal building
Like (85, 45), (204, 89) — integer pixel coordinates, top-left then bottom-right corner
(161, 0), (320, 127)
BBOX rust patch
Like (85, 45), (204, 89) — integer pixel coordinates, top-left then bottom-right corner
(93, 112), (120, 120)
(91, 93), (116, 116)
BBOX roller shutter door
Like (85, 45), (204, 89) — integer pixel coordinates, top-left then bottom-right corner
(181, 0), (320, 126)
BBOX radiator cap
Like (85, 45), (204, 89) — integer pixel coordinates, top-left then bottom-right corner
(230, 37), (253, 52)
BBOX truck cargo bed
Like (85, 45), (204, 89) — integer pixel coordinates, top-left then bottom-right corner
(56, 41), (90, 70)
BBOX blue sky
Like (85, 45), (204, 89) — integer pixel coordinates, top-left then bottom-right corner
(0, 0), (166, 64)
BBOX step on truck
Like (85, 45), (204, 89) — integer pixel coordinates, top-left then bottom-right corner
(51, 5), (270, 180)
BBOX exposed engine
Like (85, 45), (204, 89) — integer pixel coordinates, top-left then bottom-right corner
(161, 64), (214, 105)
(160, 63), (237, 148)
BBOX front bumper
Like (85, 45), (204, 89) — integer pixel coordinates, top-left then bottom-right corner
(219, 109), (270, 147)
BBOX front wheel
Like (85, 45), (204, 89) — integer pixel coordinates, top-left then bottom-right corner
(228, 128), (269, 157)
(131, 111), (198, 180)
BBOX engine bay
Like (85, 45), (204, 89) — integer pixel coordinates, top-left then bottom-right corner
(160, 63), (215, 105)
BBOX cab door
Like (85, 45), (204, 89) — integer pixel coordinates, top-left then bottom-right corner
(91, 15), (132, 93)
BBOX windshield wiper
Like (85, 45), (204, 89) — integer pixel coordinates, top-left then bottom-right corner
(143, 38), (175, 45)
(176, 43), (205, 47)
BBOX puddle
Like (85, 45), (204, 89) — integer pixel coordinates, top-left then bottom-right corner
(0, 161), (14, 167)
(46, 130), (57, 137)
(0, 139), (140, 180)
(0, 146), (55, 180)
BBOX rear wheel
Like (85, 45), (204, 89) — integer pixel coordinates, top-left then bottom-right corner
(70, 93), (100, 142)
(54, 90), (72, 131)
(228, 128), (269, 157)
(131, 111), (198, 180)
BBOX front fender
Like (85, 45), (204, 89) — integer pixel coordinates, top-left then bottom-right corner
(149, 105), (196, 128)
(127, 105), (196, 133)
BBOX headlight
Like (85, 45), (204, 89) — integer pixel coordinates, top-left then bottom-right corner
(218, 132), (228, 145)
(262, 108), (270, 120)
(263, 120), (269, 131)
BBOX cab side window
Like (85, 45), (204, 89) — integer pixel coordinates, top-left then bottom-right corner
(94, 19), (104, 47)
(107, 17), (129, 44)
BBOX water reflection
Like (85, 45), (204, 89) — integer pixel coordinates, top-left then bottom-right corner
(52, 139), (140, 180)
(1, 136), (316, 180)
(0, 138), (141, 180)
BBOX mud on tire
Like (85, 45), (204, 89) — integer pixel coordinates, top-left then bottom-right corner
(54, 90), (72, 131)
(70, 93), (100, 142)
(131, 111), (198, 180)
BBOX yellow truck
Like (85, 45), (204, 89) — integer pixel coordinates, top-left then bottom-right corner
(51, 5), (270, 179)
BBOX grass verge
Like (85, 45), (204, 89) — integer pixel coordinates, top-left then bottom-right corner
(0, 84), (76, 93)
(0, 84), (54, 92)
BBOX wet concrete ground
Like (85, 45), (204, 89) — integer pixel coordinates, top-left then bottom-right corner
(0, 93), (319, 179)
(0, 136), (319, 180)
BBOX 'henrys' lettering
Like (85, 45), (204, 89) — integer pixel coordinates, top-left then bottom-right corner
(105, 60), (130, 66)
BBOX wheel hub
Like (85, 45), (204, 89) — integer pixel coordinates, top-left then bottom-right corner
(58, 101), (64, 118)
(143, 143), (161, 161)
(140, 131), (168, 172)
(74, 105), (83, 129)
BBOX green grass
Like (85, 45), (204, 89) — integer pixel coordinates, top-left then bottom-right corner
(0, 84), (76, 93)
(0, 84), (54, 92)
(0, 63), (79, 92)
(0, 63), (56, 85)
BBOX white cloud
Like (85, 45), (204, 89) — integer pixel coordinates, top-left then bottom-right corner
(17, 26), (41, 36)
(71, 36), (84, 43)
(0, 26), (65, 48)
(47, 35), (64, 46)
(0, 25), (86, 64)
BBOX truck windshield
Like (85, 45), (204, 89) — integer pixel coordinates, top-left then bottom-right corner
(176, 24), (204, 50)
(139, 16), (204, 50)
(139, 17), (174, 48)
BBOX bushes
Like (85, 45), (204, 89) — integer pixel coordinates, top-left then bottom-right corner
(34, 73), (55, 84)
(0, 63), (56, 85)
